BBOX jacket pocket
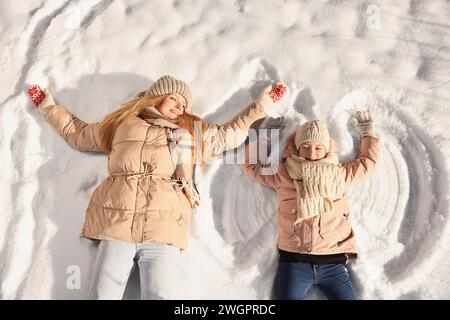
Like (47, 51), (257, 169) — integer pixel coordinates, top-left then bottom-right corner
(318, 211), (352, 243)
(278, 207), (297, 237)
(171, 189), (192, 225)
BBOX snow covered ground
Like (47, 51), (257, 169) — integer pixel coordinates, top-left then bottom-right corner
(1, 0), (449, 299)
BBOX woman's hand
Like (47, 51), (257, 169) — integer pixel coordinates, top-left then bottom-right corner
(352, 110), (377, 138)
(27, 85), (56, 113)
(256, 82), (287, 109)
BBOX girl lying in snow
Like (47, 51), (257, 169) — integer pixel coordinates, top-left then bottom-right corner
(27, 77), (286, 300)
(243, 112), (380, 300)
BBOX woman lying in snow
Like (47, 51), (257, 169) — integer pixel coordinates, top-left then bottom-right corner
(242, 112), (381, 300)
(27, 76), (287, 300)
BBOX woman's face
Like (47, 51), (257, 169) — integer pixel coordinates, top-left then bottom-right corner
(156, 93), (187, 119)
(298, 141), (327, 160)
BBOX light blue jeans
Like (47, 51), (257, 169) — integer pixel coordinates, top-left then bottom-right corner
(88, 240), (181, 300)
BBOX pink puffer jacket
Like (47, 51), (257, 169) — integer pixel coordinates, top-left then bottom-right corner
(242, 135), (380, 256)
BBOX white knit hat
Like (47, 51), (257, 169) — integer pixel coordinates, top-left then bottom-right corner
(294, 120), (330, 152)
(145, 75), (193, 112)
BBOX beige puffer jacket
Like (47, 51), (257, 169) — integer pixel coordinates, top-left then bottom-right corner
(242, 136), (380, 257)
(42, 102), (265, 249)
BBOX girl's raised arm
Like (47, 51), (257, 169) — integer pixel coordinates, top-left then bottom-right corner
(343, 110), (381, 184)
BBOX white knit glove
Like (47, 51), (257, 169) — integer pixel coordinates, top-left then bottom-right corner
(256, 82), (287, 109)
(352, 110), (377, 138)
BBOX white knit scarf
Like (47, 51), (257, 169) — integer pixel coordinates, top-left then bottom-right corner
(285, 153), (345, 219)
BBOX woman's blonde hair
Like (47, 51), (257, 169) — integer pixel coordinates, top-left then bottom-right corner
(99, 93), (207, 162)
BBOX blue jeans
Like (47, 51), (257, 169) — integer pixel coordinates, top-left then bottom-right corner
(88, 240), (181, 300)
(276, 262), (356, 300)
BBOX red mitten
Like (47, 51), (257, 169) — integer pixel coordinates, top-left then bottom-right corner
(256, 82), (288, 109)
(268, 83), (287, 103)
(27, 85), (46, 108)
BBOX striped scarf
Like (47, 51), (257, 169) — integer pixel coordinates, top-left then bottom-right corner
(139, 107), (200, 208)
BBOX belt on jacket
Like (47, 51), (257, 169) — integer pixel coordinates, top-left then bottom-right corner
(109, 171), (188, 191)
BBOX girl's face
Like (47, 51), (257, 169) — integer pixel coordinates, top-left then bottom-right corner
(298, 141), (327, 160)
(156, 93), (187, 119)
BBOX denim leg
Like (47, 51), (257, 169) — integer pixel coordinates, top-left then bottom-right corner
(276, 262), (315, 300)
(316, 264), (356, 300)
(88, 240), (136, 300)
(136, 242), (181, 300)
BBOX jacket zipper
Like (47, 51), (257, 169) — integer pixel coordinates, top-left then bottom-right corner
(131, 125), (151, 242)
(141, 127), (160, 242)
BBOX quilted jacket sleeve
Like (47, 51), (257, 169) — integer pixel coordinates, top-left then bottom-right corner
(42, 104), (106, 153)
(203, 102), (266, 157)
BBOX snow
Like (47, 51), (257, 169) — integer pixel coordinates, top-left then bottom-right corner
(1, 0), (450, 299)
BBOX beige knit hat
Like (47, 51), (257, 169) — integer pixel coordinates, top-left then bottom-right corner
(145, 75), (193, 113)
(294, 120), (330, 152)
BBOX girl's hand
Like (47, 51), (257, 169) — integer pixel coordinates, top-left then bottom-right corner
(256, 82), (287, 109)
(352, 110), (377, 138)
